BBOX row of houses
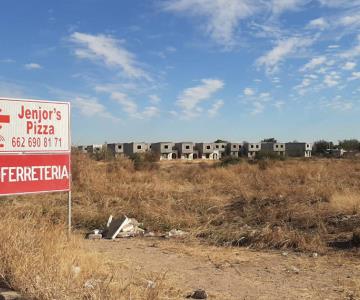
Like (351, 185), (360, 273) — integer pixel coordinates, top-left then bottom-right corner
(77, 141), (313, 160)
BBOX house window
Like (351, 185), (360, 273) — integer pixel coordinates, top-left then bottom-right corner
(222, 145), (225, 148)
(256, 145), (259, 149)
(276, 145), (279, 148)
(185, 145), (190, 149)
(281, 145), (284, 148)
(250, 145), (254, 149)
(164, 145), (169, 149)
(216, 145), (219, 149)
(137, 145), (142, 150)
(118, 145), (122, 149)
(206, 145), (211, 149)
(233, 145), (236, 148)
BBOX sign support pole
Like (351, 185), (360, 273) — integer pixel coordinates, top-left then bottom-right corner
(68, 190), (72, 233)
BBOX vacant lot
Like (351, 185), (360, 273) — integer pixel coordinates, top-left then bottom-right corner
(1, 155), (360, 299)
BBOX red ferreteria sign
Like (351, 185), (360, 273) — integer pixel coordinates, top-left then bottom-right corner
(0, 154), (70, 196)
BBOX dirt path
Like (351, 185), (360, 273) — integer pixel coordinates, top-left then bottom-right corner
(84, 238), (360, 299)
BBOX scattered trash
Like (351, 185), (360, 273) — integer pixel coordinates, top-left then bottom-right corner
(281, 251), (288, 256)
(290, 266), (300, 274)
(71, 266), (81, 278)
(167, 229), (188, 238)
(0, 287), (24, 300)
(84, 279), (102, 290)
(86, 229), (103, 240)
(146, 280), (156, 289)
(186, 289), (208, 299)
(105, 215), (144, 239)
(86, 215), (188, 240)
(312, 252), (318, 258)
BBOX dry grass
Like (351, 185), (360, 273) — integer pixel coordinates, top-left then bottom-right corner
(1, 154), (360, 298)
(0, 212), (172, 299)
(4, 154), (360, 252)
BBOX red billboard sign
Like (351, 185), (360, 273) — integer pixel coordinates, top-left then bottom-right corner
(0, 154), (70, 196)
(0, 98), (71, 196)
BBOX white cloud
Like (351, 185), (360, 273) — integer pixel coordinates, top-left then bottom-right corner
(318, 0), (360, 7)
(162, 0), (259, 48)
(307, 17), (329, 30)
(322, 97), (353, 111)
(340, 35), (360, 58)
(300, 56), (326, 72)
(176, 78), (224, 118)
(0, 81), (26, 98)
(324, 72), (340, 87)
(111, 92), (160, 119)
(149, 94), (161, 104)
(250, 101), (265, 115)
(271, 0), (308, 15)
(338, 14), (360, 27)
(69, 32), (149, 80)
(256, 37), (313, 74)
(73, 96), (118, 121)
(273, 100), (285, 110)
(24, 63), (42, 70)
(343, 61), (357, 70)
(141, 106), (160, 118)
(243, 87), (255, 96)
(349, 72), (360, 81)
(208, 99), (224, 117)
(110, 92), (138, 116)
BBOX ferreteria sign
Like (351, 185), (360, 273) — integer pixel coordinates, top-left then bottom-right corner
(0, 97), (71, 196)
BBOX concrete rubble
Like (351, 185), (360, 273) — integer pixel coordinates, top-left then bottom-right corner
(86, 215), (189, 240)
(105, 215), (145, 239)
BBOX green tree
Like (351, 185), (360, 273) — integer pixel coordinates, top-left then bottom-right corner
(338, 139), (360, 151)
(214, 139), (229, 143)
(313, 140), (334, 155)
(261, 138), (277, 143)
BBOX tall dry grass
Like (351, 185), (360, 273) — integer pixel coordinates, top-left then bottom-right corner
(0, 211), (170, 299)
(66, 155), (360, 252)
(1, 154), (360, 297)
(2, 154), (360, 255)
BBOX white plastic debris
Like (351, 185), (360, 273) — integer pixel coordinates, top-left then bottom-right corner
(168, 229), (188, 238)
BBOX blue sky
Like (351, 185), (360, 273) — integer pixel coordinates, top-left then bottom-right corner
(0, 0), (359, 144)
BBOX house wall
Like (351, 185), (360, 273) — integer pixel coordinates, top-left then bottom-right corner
(286, 143), (312, 157)
(124, 142), (148, 155)
(107, 143), (124, 155)
(175, 142), (194, 154)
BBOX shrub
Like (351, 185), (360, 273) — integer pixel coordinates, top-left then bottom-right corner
(219, 156), (243, 167)
(130, 152), (160, 171)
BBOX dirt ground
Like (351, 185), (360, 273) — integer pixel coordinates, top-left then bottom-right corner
(83, 238), (360, 299)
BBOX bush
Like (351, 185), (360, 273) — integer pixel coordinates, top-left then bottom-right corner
(256, 150), (284, 160)
(130, 152), (160, 171)
(219, 156), (243, 167)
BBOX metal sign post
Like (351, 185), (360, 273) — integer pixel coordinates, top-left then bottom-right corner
(68, 190), (72, 233)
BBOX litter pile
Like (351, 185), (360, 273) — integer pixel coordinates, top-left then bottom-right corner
(87, 215), (188, 240)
